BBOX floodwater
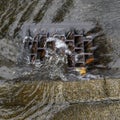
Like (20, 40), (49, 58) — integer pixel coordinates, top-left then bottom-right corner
(0, 0), (120, 119)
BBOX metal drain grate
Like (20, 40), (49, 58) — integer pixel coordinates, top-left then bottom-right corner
(23, 30), (95, 70)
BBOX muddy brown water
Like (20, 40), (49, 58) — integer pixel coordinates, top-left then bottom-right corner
(0, 79), (120, 120)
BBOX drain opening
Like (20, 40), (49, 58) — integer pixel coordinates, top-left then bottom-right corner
(22, 27), (112, 76)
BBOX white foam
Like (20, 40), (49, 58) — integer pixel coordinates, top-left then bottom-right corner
(55, 39), (67, 49)
(46, 37), (55, 42)
(23, 36), (33, 43)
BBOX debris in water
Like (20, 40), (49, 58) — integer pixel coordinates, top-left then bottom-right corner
(75, 67), (86, 76)
(21, 28), (103, 80)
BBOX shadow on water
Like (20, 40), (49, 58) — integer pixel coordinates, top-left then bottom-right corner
(86, 24), (112, 75)
(52, 0), (74, 23)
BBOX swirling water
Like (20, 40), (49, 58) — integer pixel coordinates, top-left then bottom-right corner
(0, 0), (120, 119)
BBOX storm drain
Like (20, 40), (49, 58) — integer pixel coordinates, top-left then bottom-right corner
(23, 29), (98, 74)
